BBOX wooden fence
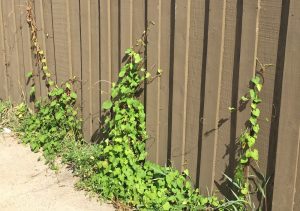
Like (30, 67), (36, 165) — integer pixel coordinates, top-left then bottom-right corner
(0, 0), (299, 210)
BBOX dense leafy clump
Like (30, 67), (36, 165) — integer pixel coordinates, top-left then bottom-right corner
(64, 48), (222, 210)
(18, 83), (82, 165)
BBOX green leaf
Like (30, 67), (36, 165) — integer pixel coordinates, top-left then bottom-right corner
(65, 82), (71, 89)
(125, 48), (133, 55)
(249, 117), (257, 125)
(228, 107), (236, 112)
(241, 96), (248, 101)
(30, 86), (35, 96)
(241, 187), (249, 195)
(111, 89), (118, 98)
(183, 169), (189, 176)
(70, 92), (77, 99)
(252, 108), (260, 117)
(55, 110), (64, 120)
(245, 149), (252, 158)
(134, 53), (142, 63)
(48, 80), (55, 86)
(256, 83), (262, 92)
(246, 149), (259, 161)
(253, 124), (260, 133)
(240, 157), (248, 164)
(249, 89), (256, 99)
(251, 76), (260, 85)
(119, 68), (126, 77)
(56, 88), (64, 96)
(26, 71), (33, 78)
(145, 72), (151, 79)
(252, 149), (259, 160)
(102, 100), (113, 110)
(50, 100), (57, 107)
(162, 202), (171, 210)
(251, 103), (257, 109)
(247, 136), (256, 147)
(254, 98), (262, 104)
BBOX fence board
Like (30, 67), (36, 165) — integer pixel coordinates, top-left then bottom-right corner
(110, 0), (120, 83)
(214, 0), (238, 193)
(34, 0), (48, 97)
(199, 0), (226, 193)
(99, 0), (111, 126)
(255, 0), (283, 180)
(52, 0), (71, 84)
(146, 0), (160, 163)
(80, 0), (91, 138)
(120, 0), (132, 58)
(0, 0), (8, 100)
(19, 0), (33, 105)
(68, 0), (82, 110)
(272, 0), (300, 209)
(156, 0), (172, 166)
(1, 0), (22, 103)
(184, 0), (206, 185)
(41, 0), (57, 83)
(170, 0), (191, 172)
(90, 0), (100, 136)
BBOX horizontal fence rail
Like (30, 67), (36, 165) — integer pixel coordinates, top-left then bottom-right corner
(0, 0), (299, 210)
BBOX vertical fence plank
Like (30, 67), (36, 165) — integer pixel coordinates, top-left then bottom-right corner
(199, 0), (226, 192)
(14, 0), (27, 101)
(110, 0), (120, 82)
(170, 0), (191, 171)
(41, 0), (57, 83)
(237, 4), (261, 207)
(19, 0), (34, 105)
(120, 0), (132, 57)
(34, 0), (49, 97)
(146, 0), (159, 163)
(255, 0), (283, 179)
(0, 0), (8, 100)
(272, 0), (300, 209)
(157, 0), (172, 166)
(213, 0), (238, 193)
(236, 1), (260, 149)
(80, 0), (91, 138)
(99, 0), (111, 125)
(132, 0), (145, 44)
(294, 154), (300, 211)
(90, 0), (100, 137)
(52, 0), (71, 84)
(1, 0), (22, 103)
(132, 0), (145, 103)
(184, 0), (205, 185)
(68, 0), (82, 110)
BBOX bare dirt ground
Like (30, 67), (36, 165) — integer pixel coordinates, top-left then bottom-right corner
(0, 133), (115, 211)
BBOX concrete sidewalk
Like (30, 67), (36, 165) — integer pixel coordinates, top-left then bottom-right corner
(0, 134), (114, 211)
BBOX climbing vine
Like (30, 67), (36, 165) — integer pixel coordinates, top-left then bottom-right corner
(26, 0), (55, 98)
(232, 62), (270, 210)
(20, 0), (82, 166)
